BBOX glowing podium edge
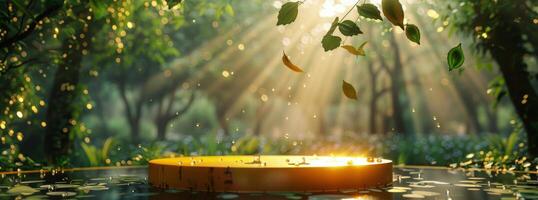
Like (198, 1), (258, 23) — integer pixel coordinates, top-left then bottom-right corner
(149, 155), (393, 192)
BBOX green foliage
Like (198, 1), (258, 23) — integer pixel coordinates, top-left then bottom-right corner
(487, 76), (507, 108)
(277, 2), (299, 25)
(447, 43), (465, 71)
(453, 123), (532, 171)
(166, 0), (182, 9)
(81, 137), (114, 166)
(356, 4), (382, 21)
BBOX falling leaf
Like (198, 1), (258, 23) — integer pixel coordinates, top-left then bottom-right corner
(282, 51), (303, 72)
(405, 24), (420, 45)
(326, 17), (339, 36)
(356, 4), (383, 21)
(322, 35), (341, 52)
(277, 2), (300, 25)
(341, 45), (361, 56)
(342, 80), (358, 100)
(447, 43), (465, 71)
(382, 0), (405, 30)
(338, 20), (362, 36)
(341, 42), (367, 56)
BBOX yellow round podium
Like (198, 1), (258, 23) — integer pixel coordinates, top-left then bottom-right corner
(149, 155), (392, 192)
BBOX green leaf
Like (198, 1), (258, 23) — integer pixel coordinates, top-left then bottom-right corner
(102, 137), (114, 161)
(405, 24), (420, 45)
(448, 43), (465, 71)
(277, 2), (300, 25)
(338, 20), (362, 36)
(321, 35), (341, 51)
(166, 0), (182, 9)
(357, 4), (383, 21)
(382, 0), (405, 29)
(342, 80), (358, 100)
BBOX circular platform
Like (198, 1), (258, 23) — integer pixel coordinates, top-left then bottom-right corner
(149, 155), (392, 192)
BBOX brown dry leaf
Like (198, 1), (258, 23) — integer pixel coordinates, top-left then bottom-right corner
(282, 51), (303, 72)
(342, 80), (358, 100)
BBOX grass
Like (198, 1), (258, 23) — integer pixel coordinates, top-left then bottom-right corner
(1, 124), (536, 172)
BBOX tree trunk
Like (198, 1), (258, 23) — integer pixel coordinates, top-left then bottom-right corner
(368, 96), (377, 134)
(154, 91), (195, 140)
(44, 19), (96, 165)
(44, 47), (82, 164)
(367, 61), (378, 134)
(155, 119), (167, 141)
(451, 79), (484, 133)
(489, 31), (538, 158)
(486, 108), (499, 133)
(218, 117), (230, 136)
(388, 32), (414, 135)
(117, 82), (142, 144)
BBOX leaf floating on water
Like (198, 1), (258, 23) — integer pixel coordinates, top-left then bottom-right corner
(387, 188), (406, 193)
(357, 4), (383, 21)
(321, 35), (342, 51)
(405, 24), (420, 45)
(338, 20), (362, 36)
(46, 191), (77, 197)
(402, 193), (426, 199)
(217, 193), (239, 199)
(454, 183), (481, 188)
(40, 184), (80, 189)
(342, 80), (358, 100)
(413, 191), (440, 197)
(282, 52), (303, 72)
(382, 0), (405, 29)
(448, 43), (465, 71)
(78, 185), (109, 191)
(277, 2), (300, 25)
(7, 185), (39, 195)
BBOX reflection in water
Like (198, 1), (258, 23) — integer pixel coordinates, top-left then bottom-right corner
(0, 166), (536, 199)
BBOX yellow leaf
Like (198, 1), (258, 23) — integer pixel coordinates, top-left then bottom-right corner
(341, 42), (367, 56)
(341, 45), (361, 56)
(282, 51), (303, 73)
(342, 80), (358, 100)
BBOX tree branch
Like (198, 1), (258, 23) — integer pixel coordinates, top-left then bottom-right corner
(0, 3), (62, 49)
(165, 91), (195, 121)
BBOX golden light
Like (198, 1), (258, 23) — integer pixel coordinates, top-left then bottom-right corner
(139, 0), (496, 141)
(149, 155), (392, 192)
